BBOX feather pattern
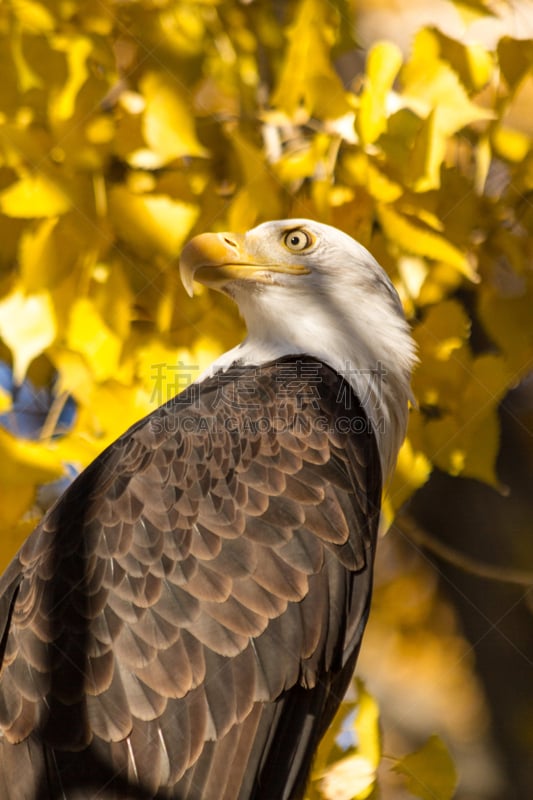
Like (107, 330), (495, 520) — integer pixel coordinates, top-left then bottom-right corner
(0, 357), (381, 799)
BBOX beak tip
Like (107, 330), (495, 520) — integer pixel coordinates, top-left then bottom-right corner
(179, 256), (195, 298)
(183, 280), (195, 299)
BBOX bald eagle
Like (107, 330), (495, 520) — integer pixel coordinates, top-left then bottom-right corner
(0, 220), (415, 799)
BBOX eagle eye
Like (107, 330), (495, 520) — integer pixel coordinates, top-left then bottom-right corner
(283, 229), (313, 252)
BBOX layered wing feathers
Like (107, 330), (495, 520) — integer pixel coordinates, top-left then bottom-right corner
(0, 357), (381, 799)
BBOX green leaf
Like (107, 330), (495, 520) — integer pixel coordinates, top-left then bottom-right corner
(392, 735), (458, 800)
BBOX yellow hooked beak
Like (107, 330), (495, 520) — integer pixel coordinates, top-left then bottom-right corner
(179, 232), (311, 297)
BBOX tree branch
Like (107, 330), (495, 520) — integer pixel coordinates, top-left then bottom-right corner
(395, 513), (533, 588)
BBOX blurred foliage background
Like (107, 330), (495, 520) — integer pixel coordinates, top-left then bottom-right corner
(0, 0), (532, 797)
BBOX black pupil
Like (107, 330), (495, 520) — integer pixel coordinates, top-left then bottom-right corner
(290, 234), (303, 246)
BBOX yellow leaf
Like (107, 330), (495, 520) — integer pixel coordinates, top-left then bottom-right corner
(498, 37), (533, 89)
(67, 298), (122, 382)
(478, 278), (533, 378)
(86, 115), (115, 145)
(464, 41), (493, 90)
(18, 217), (69, 291)
(11, 0), (55, 32)
(140, 71), (208, 165)
(0, 429), (65, 567)
(49, 348), (93, 404)
(343, 152), (403, 202)
(50, 35), (92, 121)
(319, 754), (376, 800)
(417, 263), (465, 306)
(412, 300), (470, 405)
(432, 29), (493, 92)
(274, 134), (332, 185)
(272, 0), (349, 120)
(0, 172), (71, 218)
(408, 110), (446, 191)
(0, 502), (40, 572)
(0, 428), (64, 487)
(393, 734), (458, 800)
(11, 29), (42, 92)
(384, 416), (432, 524)
(451, 0), (494, 24)
(401, 28), (494, 135)
(0, 288), (56, 383)
(414, 310), (508, 486)
(109, 187), (199, 259)
(378, 205), (478, 281)
(397, 257), (428, 302)
(357, 41), (403, 144)
(0, 388), (11, 413)
(492, 125), (530, 163)
(78, 382), (154, 448)
(136, 342), (199, 405)
(409, 301), (508, 484)
(227, 129), (283, 230)
(353, 679), (381, 771)
(457, 409), (501, 485)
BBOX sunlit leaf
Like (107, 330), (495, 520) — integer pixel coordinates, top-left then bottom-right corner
(384, 415), (432, 526)
(109, 187), (199, 259)
(11, 0), (55, 33)
(0, 288), (56, 383)
(228, 128), (283, 229)
(49, 35), (92, 120)
(272, 0), (350, 120)
(0, 428), (63, 487)
(393, 734), (458, 800)
(319, 754), (376, 800)
(18, 217), (72, 291)
(478, 278), (533, 378)
(11, 30), (43, 92)
(140, 70), (208, 165)
(450, 0), (494, 24)
(0, 427), (64, 568)
(378, 205), (478, 281)
(432, 30), (493, 92)
(67, 298), (122, 382)
(0, 173), (71, 218)
(401, 28), (494, 134)
(492, 125), (530, 162)
(343, 152), (403, 203)
(353, 679), (381, 771)
(408, 110), (445, 191)
(357, 41), (403, 145)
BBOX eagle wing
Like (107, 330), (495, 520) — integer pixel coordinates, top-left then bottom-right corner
(0, 357), (381, 800)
